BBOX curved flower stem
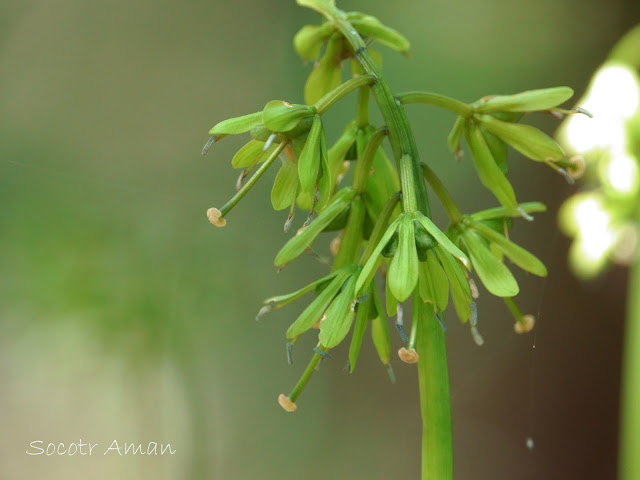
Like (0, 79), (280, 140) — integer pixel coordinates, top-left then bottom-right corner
(314, 74), (376, 114)
(288, 344), (328, 402)
(396, 91), (473, 117)
(421, 162), (463, 223)
(219, 141), (287, 217)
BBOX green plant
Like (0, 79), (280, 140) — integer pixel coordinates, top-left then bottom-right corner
(203, 1), (584, 477)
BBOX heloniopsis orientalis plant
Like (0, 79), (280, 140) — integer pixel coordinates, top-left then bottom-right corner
(202, 1), (586, 477)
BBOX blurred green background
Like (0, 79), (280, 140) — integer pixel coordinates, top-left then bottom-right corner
(1, 1), (638, 479)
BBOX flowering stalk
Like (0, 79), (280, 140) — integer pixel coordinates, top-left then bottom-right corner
(203, 1), (576, 477)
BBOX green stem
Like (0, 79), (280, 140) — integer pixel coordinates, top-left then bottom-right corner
(421, 162), (463, 223)
(503, 296), (522, 320)
(314, 74), (376, 114)
(619, 231), (640, 480)
(397, 91), (473, 117)
(416, 296), (453, 480)
(288, 345), (326, 402)
(219, 141), (287, 217)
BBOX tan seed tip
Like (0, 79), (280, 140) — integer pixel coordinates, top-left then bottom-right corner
(514, 314), (535, 334)
(398, 347), (419, 364)
(278, 394), (297, 412)
(207, 208), (226, 227)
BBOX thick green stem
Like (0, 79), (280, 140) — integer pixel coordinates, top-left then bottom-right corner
(416, 296), (453, 480)
(619, 233), (640, 480)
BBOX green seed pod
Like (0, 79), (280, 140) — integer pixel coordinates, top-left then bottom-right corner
(381, 228), (399, 257)
(414, 219), (437, 261)
(323, 203), (351, 231)
(262, 100), (316, 133)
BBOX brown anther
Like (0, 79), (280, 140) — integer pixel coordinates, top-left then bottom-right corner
(278, 394), (297, 412)
(398, 347), (419, 364)
(206, 208), (226, 227)
(514, 314), (535, 334)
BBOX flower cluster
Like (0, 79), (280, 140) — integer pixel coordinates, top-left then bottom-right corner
(203, 0), (580, 413)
